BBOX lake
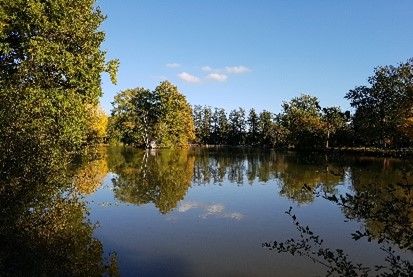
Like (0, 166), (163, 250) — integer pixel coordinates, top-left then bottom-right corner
(1, 147), (412, 276)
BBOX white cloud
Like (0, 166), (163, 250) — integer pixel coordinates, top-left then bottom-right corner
(207, 73), (228, 82)
(225, 65), (251, 74)
(166, 63), (181, 68)
(201, 66), (213, 72)
(178, 72), (201, 83)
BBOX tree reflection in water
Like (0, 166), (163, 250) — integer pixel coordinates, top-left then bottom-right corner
(109, 147), (195, 214)
(192, 149), (346, 204)
(186, 149), (413, 276)
(263, 157), (413, 276)
(0, 147), (118, 276)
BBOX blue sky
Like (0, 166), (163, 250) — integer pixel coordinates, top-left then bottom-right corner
(98, 0), (413, 114)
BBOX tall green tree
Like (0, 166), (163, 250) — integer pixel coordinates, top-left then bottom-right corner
(198, 106), (213, 144)
(193, 105), (203, 144)
(247, 108), (259, 145)
(154, 81), (195, 147)
(0, 0), (118, 166)
(258, 110), (274, 146)
(214, 108), (229, 145)
(228, 108), (246, 145)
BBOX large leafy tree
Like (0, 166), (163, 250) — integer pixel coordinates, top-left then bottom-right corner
(247, 108), (259, 145)
(345, 59), (413, 147)
(110, 81), (195, 148)
(281, 94), (325, 148)
(110, 87), (157, 147)
(0, 0), (118, 166)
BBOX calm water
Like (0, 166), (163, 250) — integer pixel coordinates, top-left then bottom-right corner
(1, 147), (412, 276)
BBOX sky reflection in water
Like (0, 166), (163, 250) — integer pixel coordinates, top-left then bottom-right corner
(83, 147), (413, 277)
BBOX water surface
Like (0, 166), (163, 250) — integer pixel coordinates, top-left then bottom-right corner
(88, 147), (413, 276)
(1, 147), (412, 276)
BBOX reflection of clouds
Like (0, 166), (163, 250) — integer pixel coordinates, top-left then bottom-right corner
(205, 204), (225, 214)
(223, 212), (244, 220)
(176, 201), (244, 221)
(177, 201), (200, 212)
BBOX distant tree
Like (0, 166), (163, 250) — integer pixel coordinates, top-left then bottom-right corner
(345, 59), (413, 147)
(199, 106), (213, 144)
(193, 105), (203, 144)
(281, 94), (325, 148)
(215, 108), (229, 145)
(322, 107), (348, 148)
(228, 108), (246, 145)
(258, 111), (274, 146)
(247, 108), (260, 145)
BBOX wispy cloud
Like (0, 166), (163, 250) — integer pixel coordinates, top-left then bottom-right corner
(201, 65), (251, 75)
(201, 66), (213, 72)
(207, 73), (228, 82)
(166, 63), (181, 68)
(178, 72), (201, 83)
(225, 65), (251, 74)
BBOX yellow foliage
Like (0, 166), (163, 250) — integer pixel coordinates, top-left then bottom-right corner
(86, 104), (108, 143)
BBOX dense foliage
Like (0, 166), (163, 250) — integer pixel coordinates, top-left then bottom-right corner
(0, 0), (117, 169)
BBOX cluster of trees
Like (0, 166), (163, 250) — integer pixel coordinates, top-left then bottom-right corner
(108, 81), (195, 148)
(193, 96), (350, 149)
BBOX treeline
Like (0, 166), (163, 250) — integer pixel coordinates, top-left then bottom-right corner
(109, 59), (413, 149)
(192, 99), (350, 149)
(193, 59), (413, 149)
